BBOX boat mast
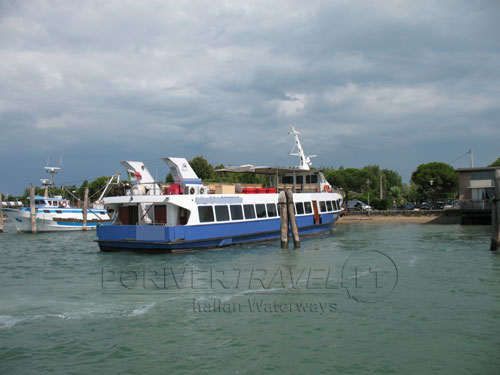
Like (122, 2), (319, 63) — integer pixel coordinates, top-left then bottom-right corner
(40, 164), (61, 197)
(289, 125), (316, 170)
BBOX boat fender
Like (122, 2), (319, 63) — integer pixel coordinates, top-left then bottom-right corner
(199, 187), (204, 194)
(61, 201), (67, 208)
(189, 187), (195, 195)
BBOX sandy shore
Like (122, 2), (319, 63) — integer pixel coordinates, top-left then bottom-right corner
(338, 215), (458, 224)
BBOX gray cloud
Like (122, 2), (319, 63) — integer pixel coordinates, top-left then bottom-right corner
(1, 0), (499, 193)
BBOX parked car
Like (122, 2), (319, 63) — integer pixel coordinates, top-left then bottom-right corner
(435, 201), (445, 210)
(398, 202), (415, 210)
(419, 202), (433, 210)
(348, 199), (372, 212)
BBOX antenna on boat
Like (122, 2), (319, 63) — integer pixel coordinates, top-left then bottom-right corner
(41, 157), (62, 197)
(289, 124), (316, 170)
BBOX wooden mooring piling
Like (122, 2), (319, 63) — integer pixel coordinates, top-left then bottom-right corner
(279, 189), (300, 248)
(490, 169), (500, 251)
(83, 187), (89, 230)
(29, 184), (36, 233)
(0, 192), (4, 233)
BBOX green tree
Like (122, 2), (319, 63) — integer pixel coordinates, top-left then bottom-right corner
(488, 157), (500, 167)
(410, 162), (457, 203)
(189, 156), (214, 180)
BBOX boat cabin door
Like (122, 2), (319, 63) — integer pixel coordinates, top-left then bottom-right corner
(312, 200), (320, 225)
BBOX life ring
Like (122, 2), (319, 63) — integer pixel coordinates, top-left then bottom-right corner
(61, 201), (67, 208)
(323, 185), (331, 193)
(189, 187), (195, 195)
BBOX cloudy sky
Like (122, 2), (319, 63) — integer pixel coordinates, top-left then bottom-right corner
(1, 0), (499, 195)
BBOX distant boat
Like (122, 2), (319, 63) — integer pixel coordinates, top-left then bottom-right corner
(96, 125), (343, 252)
(4, 164), (113, 233)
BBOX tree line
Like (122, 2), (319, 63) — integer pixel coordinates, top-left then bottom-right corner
(7, 155), (499, 209)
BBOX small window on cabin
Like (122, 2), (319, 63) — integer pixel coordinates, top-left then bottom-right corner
(215, 205), (230, 222)
(35, 200), (43, 205)
(331, 200), (337, 211)
(319, 201), (327, 213)
(282, 176), (293, 184)
(304, 201), (312, 214)
(44, 209), (50, 213)
(295, 202), (305, 215)
(306, 175), (318, 184)
(296, 176), (303, 184)
(255, 204), (267, 218)
(266, 203), (277, 217)
(243, 204), (256, 219)
(230, 205), (244, 220)
(198, 206), (214, 223)
(56, 210), (63, 214)
(326, 201), (333, 211)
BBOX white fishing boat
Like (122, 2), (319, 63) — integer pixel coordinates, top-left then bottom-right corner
(4, 165), (113, 233)
(96, 126), (343, 252)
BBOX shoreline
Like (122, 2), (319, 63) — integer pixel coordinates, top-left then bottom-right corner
(338, 214), (459, 224)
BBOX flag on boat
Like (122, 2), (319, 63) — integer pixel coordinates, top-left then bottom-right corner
(127, 169), (142, 182)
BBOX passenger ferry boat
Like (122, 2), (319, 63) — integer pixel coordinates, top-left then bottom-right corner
(4, 165), (112, 233)
(96, 126), (343, 252)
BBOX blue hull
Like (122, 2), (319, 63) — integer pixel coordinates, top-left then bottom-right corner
(96, 213), (339, 252)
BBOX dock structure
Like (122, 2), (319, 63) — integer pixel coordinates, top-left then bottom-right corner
(491, 169), (500, 251)
(0, 193), (3, 233)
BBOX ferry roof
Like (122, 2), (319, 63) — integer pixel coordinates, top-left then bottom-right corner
(215, 165), (322, 175)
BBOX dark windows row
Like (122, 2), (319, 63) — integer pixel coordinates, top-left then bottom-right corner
(199, 203), (279, 223)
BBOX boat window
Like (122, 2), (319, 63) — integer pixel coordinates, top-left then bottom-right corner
(266, 203), (277, 217)
(306, 175), (318, 184)
(198, 206), (214, 223)
(230, 205), (244, 220)
(56, 210), (63, 214)
(304, 201), (312, 214)
(44, 209), (50, 213)
(255, 204), (267, 218)
(319, 201), (327, 213)
(296, 176), (303, 184)
(326, 201), (333, 211)
(336, 199), (342, 210)
(243, 204), (256, 219)
(282, 176), (293, 184)
(35, 200), (43, 205)
(295, 202), (305, 215)
(331, 200), (337, 211)
(215, 205), (230, 222)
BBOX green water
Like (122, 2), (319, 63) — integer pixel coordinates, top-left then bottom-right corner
(1, 221), (499, 374)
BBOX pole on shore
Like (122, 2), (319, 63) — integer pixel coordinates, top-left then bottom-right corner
(379, 174), (383, 199)
(0, 193), (4, 233)
(286, 188), (300, 248)
(279, 191), (288, 248)
(30, 184), (36, 234)
(490, 169), (500, 251)
(83, 187), (89, 231)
